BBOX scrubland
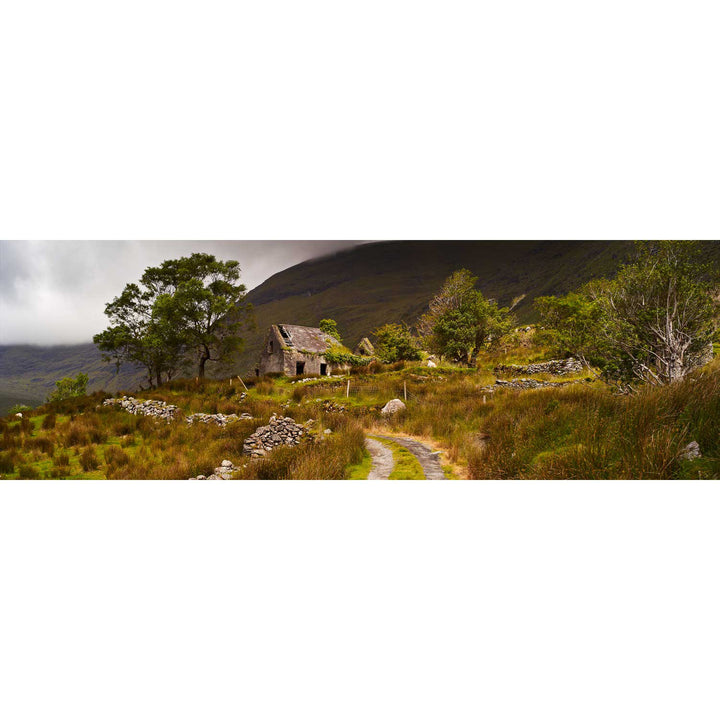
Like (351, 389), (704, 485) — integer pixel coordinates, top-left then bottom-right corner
(1, 347), (717, 479)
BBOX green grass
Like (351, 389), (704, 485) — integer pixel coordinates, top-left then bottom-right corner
(345, 449), (373, 480)
(375, 437), (425, 480)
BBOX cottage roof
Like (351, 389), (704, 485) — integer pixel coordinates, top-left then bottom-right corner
(275, 324), (337, 353)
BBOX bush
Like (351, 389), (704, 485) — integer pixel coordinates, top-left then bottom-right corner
(16, 464), (38, 479)
(0, 453), (15, 474)
(41, 413), (57, 430)
(80, 447), (100, 471)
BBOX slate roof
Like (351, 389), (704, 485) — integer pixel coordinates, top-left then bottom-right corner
(275, 324), (337, 353)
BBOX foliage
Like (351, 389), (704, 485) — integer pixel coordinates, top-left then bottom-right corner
(534, 293), (604, 368)
(9, 404), (32, 414)
(372, 323), (421, 362)
(324, 344), (372, 367)
(94, 253), (254, 386)
(537, 241), (719, 388)
(417, 269), (515, 364)
(319, 318), (342, 342)
(47, 373), (89, 403)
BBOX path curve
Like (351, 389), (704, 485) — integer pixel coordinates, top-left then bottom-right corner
(365, 437), (395, 480)
(365, 435), (445, 480)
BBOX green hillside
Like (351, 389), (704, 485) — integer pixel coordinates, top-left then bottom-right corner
(0, 344), (146, 411)
(235, 240), (637, 372)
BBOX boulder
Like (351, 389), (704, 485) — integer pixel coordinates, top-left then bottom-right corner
(680, 441), (702, 460)
(427, 360), (437, 368)
(381, 399), (406, 415)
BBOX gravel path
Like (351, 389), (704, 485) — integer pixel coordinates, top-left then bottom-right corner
(365, 434), (446, 480)
(373, 435), (446, 480)
(365, 437), (395, 480)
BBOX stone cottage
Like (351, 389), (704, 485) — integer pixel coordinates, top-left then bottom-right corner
(257, 324), (344, 377)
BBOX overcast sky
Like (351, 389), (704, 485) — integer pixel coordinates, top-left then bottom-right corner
(0, 240), (363, 345)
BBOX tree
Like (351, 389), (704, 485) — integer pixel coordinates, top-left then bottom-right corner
(144, 254), (253, 379)
(94, 253), (253, 384)
(319, 319), (342, 342)
(534, 292), (604, 369)
(588, 241), (718, 386)
(537, 241), (719, 388)
(372, 323), (421, 362)
(47, 373), (88, 403)
(93, 283), (185, 388)
(418, 269), (514, 364)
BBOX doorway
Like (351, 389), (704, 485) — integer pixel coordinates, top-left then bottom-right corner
(320, 363), (327, 376)
(296, 361), (305, 375)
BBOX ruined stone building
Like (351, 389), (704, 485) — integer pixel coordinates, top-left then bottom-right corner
(257, 324), (343, 377)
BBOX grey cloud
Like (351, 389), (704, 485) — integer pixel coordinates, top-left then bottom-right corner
(0, 240), (362, 345)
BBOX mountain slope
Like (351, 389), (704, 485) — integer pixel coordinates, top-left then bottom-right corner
(0, 344), (146, 412)
(236, 240), (637, 372)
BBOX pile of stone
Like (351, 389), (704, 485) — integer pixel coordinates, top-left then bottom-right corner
(493, 358), (583, 376)
(318, 400), (347, 413)
(487, 378), (589, 391)
(186, 412), (253, 427)
(290, 375), (344, 384)
(103, 396), (179, 421)
(188, 459), (239, 481)
(242, 415), (308, 457)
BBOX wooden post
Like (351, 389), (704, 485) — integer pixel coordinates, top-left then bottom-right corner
(483, 394), (487, 404)
(403, 381), (407, 402)
(346, 379), (350, 398)
(237, 376), (249, 392)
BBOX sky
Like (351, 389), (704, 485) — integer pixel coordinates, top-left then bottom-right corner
(0, 240), (362, 345)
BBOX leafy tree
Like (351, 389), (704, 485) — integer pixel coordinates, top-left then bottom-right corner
(94, 283), (184, 388)
(143, 254), (253, 379)
(319, 319), (342, 342)
(587, 241), (718, 386)
(94, 253), (253, 384)
(538, 241), (719, 388)
(372, 323), (421, 362)
(418, 269), (514, 364)
(534, 292), (604, 369)
(47, 372), (88, 403)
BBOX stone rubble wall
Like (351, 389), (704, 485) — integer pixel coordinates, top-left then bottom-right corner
(243, 415), (310, 457)
(186, 412), (253, 427)
(189, 459), (240, 481)
(493, 358), (583, 376)
(102, 397), (180, 421)
(103, 395), (253, 426)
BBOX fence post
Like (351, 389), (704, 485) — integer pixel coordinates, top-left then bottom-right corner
(346, 379), (350, 398)
(404, 381), (407, 402)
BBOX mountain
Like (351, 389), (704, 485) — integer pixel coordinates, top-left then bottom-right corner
(3, 240), (717, 405)
(0, 344), (146, 413)
(235, 240), (638, 372)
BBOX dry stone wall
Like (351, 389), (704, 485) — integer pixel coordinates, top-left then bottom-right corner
(242, 415), (309, 457)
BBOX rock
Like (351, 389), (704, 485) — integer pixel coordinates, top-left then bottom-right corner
(15, 413), (22, 418)
(680, 441), (702, 460)
(243, 415), (307, 456)
(323, 428), (332, 435)
(381, 399), (406, 415)
(427, 360), (437, 368)
(494, 358), (583, 377)
(221, 460), (233, 468)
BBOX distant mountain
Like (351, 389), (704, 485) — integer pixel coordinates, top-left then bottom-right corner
(0, 344), (146, 412)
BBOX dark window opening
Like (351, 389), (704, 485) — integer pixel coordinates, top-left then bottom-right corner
(320, 363), (327, 376)
(296, 361), (305, 375)
(269, 340), (274, 352)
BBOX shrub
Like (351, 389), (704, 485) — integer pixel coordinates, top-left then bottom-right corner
(42, 413), (57, 430)
(16, 464), (38, 479)
(80, 447), (100, 471)
(0, 453), (15, 474)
